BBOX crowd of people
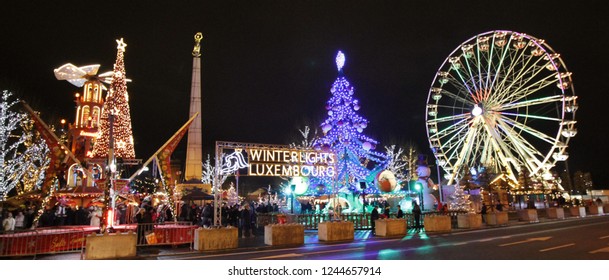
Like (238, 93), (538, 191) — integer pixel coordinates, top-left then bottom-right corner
(177, 200), (282, 238)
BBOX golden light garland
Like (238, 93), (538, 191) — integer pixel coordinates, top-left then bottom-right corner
(32, 178), (57, 228)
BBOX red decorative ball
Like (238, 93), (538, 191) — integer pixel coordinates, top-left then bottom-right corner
(376, 170), (397, 193)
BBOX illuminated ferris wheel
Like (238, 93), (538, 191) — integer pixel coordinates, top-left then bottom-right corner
(425, 30), (578, 184)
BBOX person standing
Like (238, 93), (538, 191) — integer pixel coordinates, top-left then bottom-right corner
(370, 205), (379, 235)
(14, 211), (25, 230)
(241, 203), (254, 238)
(135, 207), (148, 244)
(3, 212), (16, 232)
(412, 201), (422, 231)
(496, 200), (504, 212)
(396, 205), (404, 218)
(89, 207), (102, 227)
(383, 205), (391, 218)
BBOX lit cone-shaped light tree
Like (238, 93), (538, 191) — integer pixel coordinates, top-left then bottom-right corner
(449, 182), (473, 212)
(91, 38), (136, 159)
(313, 51), (386, 195)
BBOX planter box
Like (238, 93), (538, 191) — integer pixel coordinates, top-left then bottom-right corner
(375, 219), (407, 237)
(318, 221), (354, 242)
(194, 227), (238, 251)
(518, 209), (539, 222)
(588, 205), (604, 215)
(264, 223), (304, 246)
(485, 212), (508, 226)
(569, 206), (586, 217)
(546, 208), (565, 219)
(85, 231), (136, 260)
(457, 214), (482, 229)
(423, 215), (451, 232)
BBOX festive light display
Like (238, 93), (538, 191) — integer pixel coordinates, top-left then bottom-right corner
(449, 183), (473, 212)
(202, 154), (229, 186)
(384, 145), (409, 185)
(91, 38), (136, 159)
(312, 51), (387, 195)
(0, 91), (50, 201)
(226, 183), (239, 207)
(32, 178), (57, 227)
(16, 118), (50, 195)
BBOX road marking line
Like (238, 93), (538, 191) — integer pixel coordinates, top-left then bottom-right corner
(452, 242), (468, 246)
(499, 236), (552, 247)
(589, 247), (609, 254)
(253, 253), (302, 260)
(599, 235), (609, 239)
(478, 238), (495, 242)
(539, 243), (575, 252)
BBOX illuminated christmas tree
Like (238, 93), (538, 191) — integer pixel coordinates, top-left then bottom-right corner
(313, 51), (386, 194)
(92, 38), (136, 159)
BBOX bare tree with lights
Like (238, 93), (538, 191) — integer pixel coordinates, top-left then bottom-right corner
(0, 90), (49, 200)
(15, 118), (50, 195)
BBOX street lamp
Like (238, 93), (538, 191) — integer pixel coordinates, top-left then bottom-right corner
(290, 184), (296, 214)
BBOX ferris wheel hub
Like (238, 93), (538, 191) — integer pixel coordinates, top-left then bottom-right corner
(472, 104), (483, 117)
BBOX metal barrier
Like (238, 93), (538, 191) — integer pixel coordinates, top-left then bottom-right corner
(256, 211), (467, 230)
(132, 222), (196, 248)
(0, 228), (86, 259)
(257, 213), (374, 229)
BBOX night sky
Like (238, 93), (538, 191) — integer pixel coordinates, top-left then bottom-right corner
(1, 1), (608, 187)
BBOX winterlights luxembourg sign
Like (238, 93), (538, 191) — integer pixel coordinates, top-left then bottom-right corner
(245, 148), (336, 177)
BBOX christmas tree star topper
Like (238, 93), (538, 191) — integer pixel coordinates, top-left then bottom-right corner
(116, 38), (127, 52)
(336, 51), (345, 72)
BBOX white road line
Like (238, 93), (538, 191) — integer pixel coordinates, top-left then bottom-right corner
(499, 236), (552, 247)
(589, 246), (609, 254)
(539, 243), (575, 252)
(599, 235), (609, 239)
(254, 247), (364, 259)
(253, 253), (302, 260)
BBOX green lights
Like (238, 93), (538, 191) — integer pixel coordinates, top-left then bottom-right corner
(413, 181), (423, 191)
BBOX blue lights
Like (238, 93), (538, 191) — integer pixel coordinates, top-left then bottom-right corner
(309, 51), (387, 195)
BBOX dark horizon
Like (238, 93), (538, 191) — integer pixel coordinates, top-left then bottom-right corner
(1, 1), (607, 188)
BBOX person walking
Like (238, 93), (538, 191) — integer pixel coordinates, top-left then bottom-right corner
(412, 201), (422, 231)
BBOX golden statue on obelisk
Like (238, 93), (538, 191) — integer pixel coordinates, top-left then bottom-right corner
(192, 32), (203, 57)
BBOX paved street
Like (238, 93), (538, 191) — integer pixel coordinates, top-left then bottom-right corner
(149, 215), (609, 260)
